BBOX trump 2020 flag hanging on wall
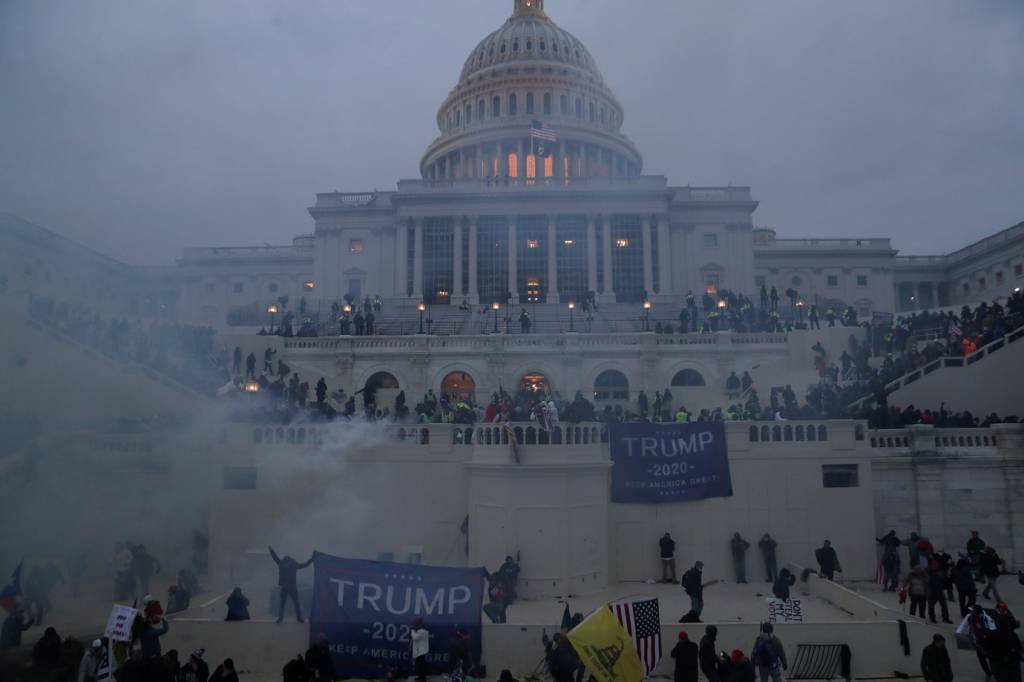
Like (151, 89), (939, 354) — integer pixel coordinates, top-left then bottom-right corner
(309, 552), (485, 678)
(608, 422), (733, 503)
(610, 597), (663, 675)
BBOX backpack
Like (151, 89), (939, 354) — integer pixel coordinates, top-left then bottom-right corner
(754, 637), (778, 668)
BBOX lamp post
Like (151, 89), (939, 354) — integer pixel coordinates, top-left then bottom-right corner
(568, 301), (576, 332)
(418, 303), (426, 334)
(642, 300), (652, 332)
(341, 303), (352, 335)
(491, 302), (501, 334)
(244, 380), (260, 401)
(267, 304), (279, 332)
(795, 299), (805, 324)
(717, 298), (727, 330)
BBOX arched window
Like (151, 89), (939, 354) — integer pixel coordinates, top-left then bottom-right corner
(575, 98), (583, 119)
(526, 92), (534, 114)
(456, 109), (461, 127)
(466, 104), (472, 124)
(594, 370), (629, 401)
(441, 371), (476, 401)
(478, 99), (486, 120)
(560, 95), (568, 115)
(508, 152), (519, 177)
(543, 93), (552, 115)
(526, 154), (537, 180)
(601, 106), (606, 123)
(509, 93), (518, 115)
(671, 369), (706, 387)
(492, 95), (501, 117)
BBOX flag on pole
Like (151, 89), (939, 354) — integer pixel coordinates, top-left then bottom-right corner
(567, 606), (645, 682)
(530, 119), (557, 157)
(610, 596), (663, 675)
(560, 602), (573, 631)
(0, 561), (23, 613)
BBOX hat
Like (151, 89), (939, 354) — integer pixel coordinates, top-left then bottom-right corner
(678, 631), (688, 640)
(91, 639), (103, 649)
(191, 648), (205, 660)
(143, 594), (155, 604)
(997, 602), (1009, 610)
(731, 650), (745, 663)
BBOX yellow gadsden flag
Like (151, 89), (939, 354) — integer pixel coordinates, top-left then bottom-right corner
(567, 605), (645, 682)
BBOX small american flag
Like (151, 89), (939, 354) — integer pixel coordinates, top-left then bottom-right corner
(610, 597), (662, 675)
(530, 119), (557, 142)
(948, 321), (962, 339)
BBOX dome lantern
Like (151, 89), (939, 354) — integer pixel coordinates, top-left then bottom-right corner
(513, 0), (546, 17)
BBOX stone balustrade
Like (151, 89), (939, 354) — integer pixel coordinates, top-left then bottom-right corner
(868, 423), (1024, 453)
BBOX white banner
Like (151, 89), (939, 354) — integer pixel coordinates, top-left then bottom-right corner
(766, 598), (803, 623)
(103, 604), (138, 642)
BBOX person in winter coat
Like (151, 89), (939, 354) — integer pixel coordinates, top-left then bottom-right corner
(699, 625), (721, 682)
(952, 557), (978, 617)
(410, 618), (429, 682)
(772, 569), (796, 600)
(305, 635), (337, 680)
(31, 626), (61, 668)
(814, 541), (841, 580)
(907, 567), (930, 618)
(269, 546), (313, 623)
(731, 533), (750, 583)
(928, 558), (953, 624)
(751, 623), (787, 682)
(1, 608), (35, 649)
(138, 614), (169, 659)
(671, 631), (699, 682)
(210, 658), (239, 682)
(758, 534), (778, 583)
(282, 655), (309, 682)
(181, 649), (210, 682)
(920, 634), (954, 682)
(224, 587), (250, 621)
(661, 533), (678, 583)
(78, 639), (105, 682)
(682, 562), (706, 619)
(979, 547), (1004, 602)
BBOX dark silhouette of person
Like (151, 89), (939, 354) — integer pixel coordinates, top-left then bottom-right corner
(225, 587), (250, 621)
(269, 547), (313, 623)
(245, 352), (256, 378)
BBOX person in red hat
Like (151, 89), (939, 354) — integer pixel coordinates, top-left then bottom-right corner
(729, 650), (756, 682)
(671, 630), (699, 682)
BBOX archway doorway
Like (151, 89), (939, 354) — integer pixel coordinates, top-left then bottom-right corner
(441, 371), (476, 402)
(360, 371), (400, 411)
(518, 372), (550, 397)
(594, 369), (629, 402)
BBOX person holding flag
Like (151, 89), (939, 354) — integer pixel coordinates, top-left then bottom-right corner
(566, 605), (645, 682)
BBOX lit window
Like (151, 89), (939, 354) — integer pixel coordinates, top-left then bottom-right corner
(526, 154), (537, 179)
(827, 275), (838, 287)
(544, 155), (554, 178)
(615, 238), (629, 248)
(856, 275), (868, 287)
(507, 153), (519, 177)
(350, 240), (364, 254)
(703, 234), (718, 248)
(527, 239), (539, 249)
(304, 281), (315, 290)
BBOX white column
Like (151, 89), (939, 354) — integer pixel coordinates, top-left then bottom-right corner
(452, 218), (463, 301)
(517, 140), (525, 181)
(657, 217), (671, 296)
(396, 222), (409, 298)
(641, 217), (654, 298)
(507, 216), (518, 303)
(557, 141), (566, 182)
(413, 218), (423, 299)
(601, 216), (614, 302)
(586, 216), (598, 295)
(546, 215), (559, 303)
(468, 217), (479, 304)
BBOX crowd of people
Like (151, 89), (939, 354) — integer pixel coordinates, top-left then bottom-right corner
(26, 297), (228, 395)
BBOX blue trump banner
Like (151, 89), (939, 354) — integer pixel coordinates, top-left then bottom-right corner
(309, 552), (485, 678)
(608, 422), (733, 503)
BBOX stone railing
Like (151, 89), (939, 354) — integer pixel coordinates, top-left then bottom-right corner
(868, 424), (1024, 453)
(282, 331), (793, 353)
(745, 422), (845, 444)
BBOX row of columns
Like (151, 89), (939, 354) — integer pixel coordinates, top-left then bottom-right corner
(400, 215), (669, 304)
(426, 141), (637, 182)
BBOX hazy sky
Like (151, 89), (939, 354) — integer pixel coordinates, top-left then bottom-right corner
(1, 0), (1021, 265)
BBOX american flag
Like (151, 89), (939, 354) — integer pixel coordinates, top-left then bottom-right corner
(610, 597), (662, 675)
(530, 119), (557, 142)
(948, 321), (962, 339)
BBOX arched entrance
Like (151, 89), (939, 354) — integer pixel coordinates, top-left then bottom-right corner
(518, 372), (550, 396)
(671, 369), (706, 387)
(441, 371), (476, 402)
(594, 369), (629, 401)
(361, 371), (400, 411)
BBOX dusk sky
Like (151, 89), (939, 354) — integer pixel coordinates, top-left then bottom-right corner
(1, 0), (1021, 264)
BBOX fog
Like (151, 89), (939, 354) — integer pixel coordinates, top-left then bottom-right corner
(1, 0), (1022, 265)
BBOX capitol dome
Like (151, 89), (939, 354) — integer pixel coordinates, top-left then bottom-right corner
(420, 0), (643, 182)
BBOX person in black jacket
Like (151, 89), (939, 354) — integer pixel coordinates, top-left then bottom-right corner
(671, 631), (699, 682)
(952, 557), (977, 617)
(305, 635), (337, 681)
(815, 541), (840, 580)
(682, 562), (706, 619)
(920, 635), (953, 682)
(543, 632), (579, 682)
(224, 587), (250, 622)
(661, 533), (677, 583)
(699, 625), (720, 682)
(772, 568), (796, 600)
(269, 546), (313, 623)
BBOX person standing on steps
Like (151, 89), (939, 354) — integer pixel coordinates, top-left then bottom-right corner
(731, 533), (750, 584)
(269, 546), (313, 623)
(758, 533), (778, 583)
(660, 533), (677, 584)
